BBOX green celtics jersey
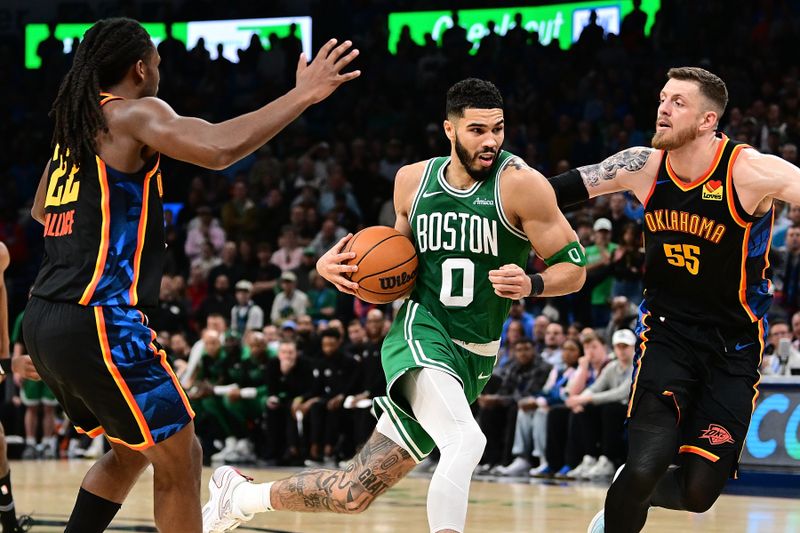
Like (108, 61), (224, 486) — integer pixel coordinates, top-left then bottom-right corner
(408, 150), (531, 344)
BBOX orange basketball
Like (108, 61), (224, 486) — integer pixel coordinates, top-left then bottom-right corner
(343, 226), (418, 304)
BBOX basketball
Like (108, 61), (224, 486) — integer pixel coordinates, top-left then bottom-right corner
(343, 226), (418, 304)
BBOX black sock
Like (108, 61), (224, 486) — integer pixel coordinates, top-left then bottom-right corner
(0, 471), (19, 532)
(64, 488), (121, 533)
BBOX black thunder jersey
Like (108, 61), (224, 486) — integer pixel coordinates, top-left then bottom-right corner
(642, 133), (773, 326)
(32, 93), (165, 308)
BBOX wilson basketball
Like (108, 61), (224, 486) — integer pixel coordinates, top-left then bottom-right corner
(344, 226), (418, 304)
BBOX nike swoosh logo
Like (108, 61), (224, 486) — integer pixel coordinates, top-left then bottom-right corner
(735, 342), (755, 351)
(422, 191), (444, 198)
(655, 180), (671, 185)
(478, 372), (491, 380)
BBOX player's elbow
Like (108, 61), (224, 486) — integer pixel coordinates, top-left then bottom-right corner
(205, 146), (236, 170)
(570, 266), (587, 292)
(31, 206), (45, 225)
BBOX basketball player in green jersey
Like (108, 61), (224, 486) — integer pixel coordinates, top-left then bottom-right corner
(546, 67), (800, 532)
(203, 79), (586, 533)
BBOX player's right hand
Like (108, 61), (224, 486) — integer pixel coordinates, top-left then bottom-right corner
(295, 38), (361, 104)
(317, 234), (360, 296)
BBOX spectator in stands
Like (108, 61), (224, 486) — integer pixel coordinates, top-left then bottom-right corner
(611, 222), (644, 303)
(541, 322), (566, 368)
(772, 224), (800, 319)
(496, 319), (524, 370)
(546, 331), (610, 477)
(344, 317), (387, 452)
(307, 271), (337, 322)
(250, 242), (282, 314)
(292, 247), (318, 294)
(603, 296), (638, 344)
(219, 332), (270, 462)
(230, 280), (265, 334)
(585, 218), (618, 326)
(271, 271), (309, 326)
(479, 338), (552, 471)
(762, 319), (800, 375)
(198, 274), (236, 327)
(608, 193), (634, 243)
(309, 218), (348, 258)
(265, 340), (313, 465)
(271, 226), (303, 271)
(532, 314), (551, 353)
(501, 299), (535, 344)
(151, 275), (190, 334)
(221, 181), (258, 239)
(564, 329), (635, 478)
(209, 241), (244, 287)
(185, 206), (226, 262)
(305, 328), (360, 466)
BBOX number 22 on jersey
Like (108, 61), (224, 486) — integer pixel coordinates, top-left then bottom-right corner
(663, 243), (700, 275)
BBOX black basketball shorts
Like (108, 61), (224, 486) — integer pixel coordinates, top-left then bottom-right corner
(23, 296), (194, 450)
(627, 302), (764, 478)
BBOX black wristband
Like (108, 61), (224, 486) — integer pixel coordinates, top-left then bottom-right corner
(0, 359), (10, 375)
(529, 274), (544, 296)
(548, 168), (589, 208)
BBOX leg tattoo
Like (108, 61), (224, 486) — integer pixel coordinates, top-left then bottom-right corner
(271, 432), (417, 514)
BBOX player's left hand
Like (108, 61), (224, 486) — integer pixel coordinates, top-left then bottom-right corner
(488, 264), (531, 299)
(12, 355), (40, 381)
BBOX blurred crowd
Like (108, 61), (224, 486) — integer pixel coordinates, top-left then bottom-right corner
(2, 0), (800, 472)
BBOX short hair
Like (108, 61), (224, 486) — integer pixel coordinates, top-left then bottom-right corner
(320, 327), (342, 341)
(667, 67), (728, 117)
(580, 330), (606, 346)
(514, 337), (535, 348)
(446, 78), (503, 119)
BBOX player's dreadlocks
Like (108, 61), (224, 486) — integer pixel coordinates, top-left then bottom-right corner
(49, 18), (153, 168)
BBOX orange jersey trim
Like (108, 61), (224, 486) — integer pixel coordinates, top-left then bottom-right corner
(627, 312), (651, 418)
(725, 144), (750, 228)
(662, 390), (680, 426)
(94, 307), (154, 449)
(737, 223), (758, 322)
(79, 158), (111, 305)
(75, 425), (104, 438)
(738, 319), (765, 474)
(128, 156), (160, 306)
(679, 445), (719, 462)
(642, 151), (665, 208)
(666, 134), (728, 191)
(99, 92), (124, 106)
(152, 342), (196, 419)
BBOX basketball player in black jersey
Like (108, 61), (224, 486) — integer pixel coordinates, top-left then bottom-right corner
(25, 18), (359, 533)
(549, 67), (800, 532)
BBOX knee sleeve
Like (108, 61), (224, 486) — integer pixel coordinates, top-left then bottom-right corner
(401, 368), (483, 533)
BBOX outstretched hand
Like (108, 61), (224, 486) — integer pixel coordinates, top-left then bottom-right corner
(296, 39), (361, 105)
(316, 234), (359, 296)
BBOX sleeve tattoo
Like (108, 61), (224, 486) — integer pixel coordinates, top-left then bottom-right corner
(578, 148), (654, 188)
(272, 432), (415, 513)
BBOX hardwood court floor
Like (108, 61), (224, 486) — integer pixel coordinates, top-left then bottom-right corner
(9, 460), (798, 532)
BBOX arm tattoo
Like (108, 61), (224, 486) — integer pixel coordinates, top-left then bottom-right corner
(578, 147), (654, 188)
(271, 431), (415, 513)
(506, 156), (532, 172)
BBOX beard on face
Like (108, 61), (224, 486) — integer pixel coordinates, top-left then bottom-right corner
(454, 134), (497, 182)
(651, 121), (699, 150)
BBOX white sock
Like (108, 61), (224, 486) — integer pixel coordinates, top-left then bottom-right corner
(25, 437), (36, 446)
(233, 481), (274, 516)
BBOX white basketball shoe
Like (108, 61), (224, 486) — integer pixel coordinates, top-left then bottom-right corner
(202, 465), (255, 533)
